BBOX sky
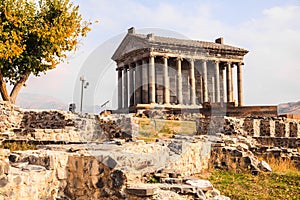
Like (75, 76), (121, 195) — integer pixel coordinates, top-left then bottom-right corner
(18, 0), (300, 110)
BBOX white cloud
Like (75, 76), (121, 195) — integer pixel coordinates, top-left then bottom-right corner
(236, 5), (300, 104)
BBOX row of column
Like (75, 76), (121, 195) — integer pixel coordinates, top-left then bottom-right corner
(117, 55), (244, 109)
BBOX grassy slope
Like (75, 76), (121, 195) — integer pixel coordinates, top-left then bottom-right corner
(208, 157), (300, 200)
(209, 170), (300, 200)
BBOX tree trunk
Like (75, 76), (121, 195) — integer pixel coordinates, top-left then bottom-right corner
(9, 71), (31, 104)
(0, 71), (10, 102)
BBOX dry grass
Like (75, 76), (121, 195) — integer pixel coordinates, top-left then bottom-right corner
(207, 157), (300, 200)
(0, 141), (37, 151)
(209, 169), (300, 200)
(263, 156), (299, 174)
(137, 118), (196, 140)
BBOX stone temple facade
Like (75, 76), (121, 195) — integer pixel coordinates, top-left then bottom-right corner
(112, 27), (248, 111)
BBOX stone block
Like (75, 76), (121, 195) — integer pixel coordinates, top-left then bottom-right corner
(22, 165), (46, 172)
(102, 156), (118, 169)
(253, 119), (261, 137)
(57, 168), (67, 180)
(160, 178), (182, 184)
(258, 160), (272, 172)
(126, 187), (155, 197)
(289, 122), (298, 137)
(89, 159), (99, 176)
(260, 119), (271, 136)
(275, 121), (285, 137)
(110, 170), (126, 188)
(0, 160), (9, 175)
(270, 120), (276, 137)
(0, 176), (8, 187)
(186, 179), (213, 191)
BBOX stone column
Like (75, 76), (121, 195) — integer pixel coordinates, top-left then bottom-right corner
(117, 68), (123, 109)
(214, 61), (220, 102)
(201, 60), (208, 103)
(176, 57), (183, 104)
(129, 64), (134, 106)
(237, 62), (244, 106)
(211, 77), (215, 103)
(149, 54), (156, 104)
(142, 60), (149, 104)
(163, 56), (170, 104)
(220, 66), (226, 103)
(226, 62), (233, 103)
(123, 67), (128, 108)
(190, 59), (196, 105)
(199, 74), (203, 104)
(230, 63), (234, 103)
(135, 61), (142, 104)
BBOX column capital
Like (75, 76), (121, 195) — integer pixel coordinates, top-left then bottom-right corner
(200, 59), (208, 63)
(187, 58), (195, 62)
(149, 52), (156, 58)
(176, 56), (183, 61)
(123, 66), (128, 71)
(213, 60), (220, 64)
(118, 62), (125, 68)
(226, 61), (233, 66)
(163, 54), (169, 59)
(238, 62), (244, 66)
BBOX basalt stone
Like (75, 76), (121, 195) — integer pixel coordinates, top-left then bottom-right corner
(114, 191), (126, 199)
(0, 176), (8, 187)
(102, 156), (117, 169)
(110, 170), (126, 188)
(101, 188), (111, 198)
(96, 178), (104, 188)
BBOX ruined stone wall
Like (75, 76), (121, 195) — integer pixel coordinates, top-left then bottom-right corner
(0, 102), (137, 143)
(0, 138), (215, 200)
(0, 149), (128, 200)
(0, 102), (23, 132)
(196, 116), (300, 139)
(160, 137), (211, 176)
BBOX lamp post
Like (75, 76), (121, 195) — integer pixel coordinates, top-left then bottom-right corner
(80, 76), (89, 112)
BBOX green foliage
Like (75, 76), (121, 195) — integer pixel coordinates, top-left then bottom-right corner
(0, 0), (91, 102)
(147, 177), (159, 184)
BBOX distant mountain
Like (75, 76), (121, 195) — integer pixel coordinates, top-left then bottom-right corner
(278, 101), (300, 115)
(15, 93), (109, 113)
(16, 93), (68, 110)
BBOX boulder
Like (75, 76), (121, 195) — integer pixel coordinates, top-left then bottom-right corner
(258, 160), (272, 172)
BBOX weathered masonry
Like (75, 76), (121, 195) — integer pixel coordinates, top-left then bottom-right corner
(112, 27), (248, 111)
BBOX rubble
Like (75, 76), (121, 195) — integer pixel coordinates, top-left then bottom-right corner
(0, 102), (299, 199)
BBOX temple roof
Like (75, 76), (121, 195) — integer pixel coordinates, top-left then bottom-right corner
(112, 27), (249, 61)
(134, 34), (248, 52)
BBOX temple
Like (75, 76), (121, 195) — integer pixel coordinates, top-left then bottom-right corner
(112, 27), (249, 112)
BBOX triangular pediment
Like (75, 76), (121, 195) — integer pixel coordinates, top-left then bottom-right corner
(112, 34), (148, 61)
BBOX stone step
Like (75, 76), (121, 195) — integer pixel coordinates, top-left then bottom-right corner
(126, 186), (156, 197)
(160, 177), (183, 184)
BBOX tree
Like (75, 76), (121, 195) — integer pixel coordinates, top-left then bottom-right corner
(0, 0), (91, 103)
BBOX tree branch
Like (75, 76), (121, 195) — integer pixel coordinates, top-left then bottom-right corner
(10, 71), (31, 103)
(0, 70), (10, 101)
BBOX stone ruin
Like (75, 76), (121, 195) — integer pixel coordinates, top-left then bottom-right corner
(0, 101), (299, 199)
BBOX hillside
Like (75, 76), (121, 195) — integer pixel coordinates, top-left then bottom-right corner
(278, 101), (300, 115)
(15, 93), (105, 113)
(16, 93), (68, 110)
